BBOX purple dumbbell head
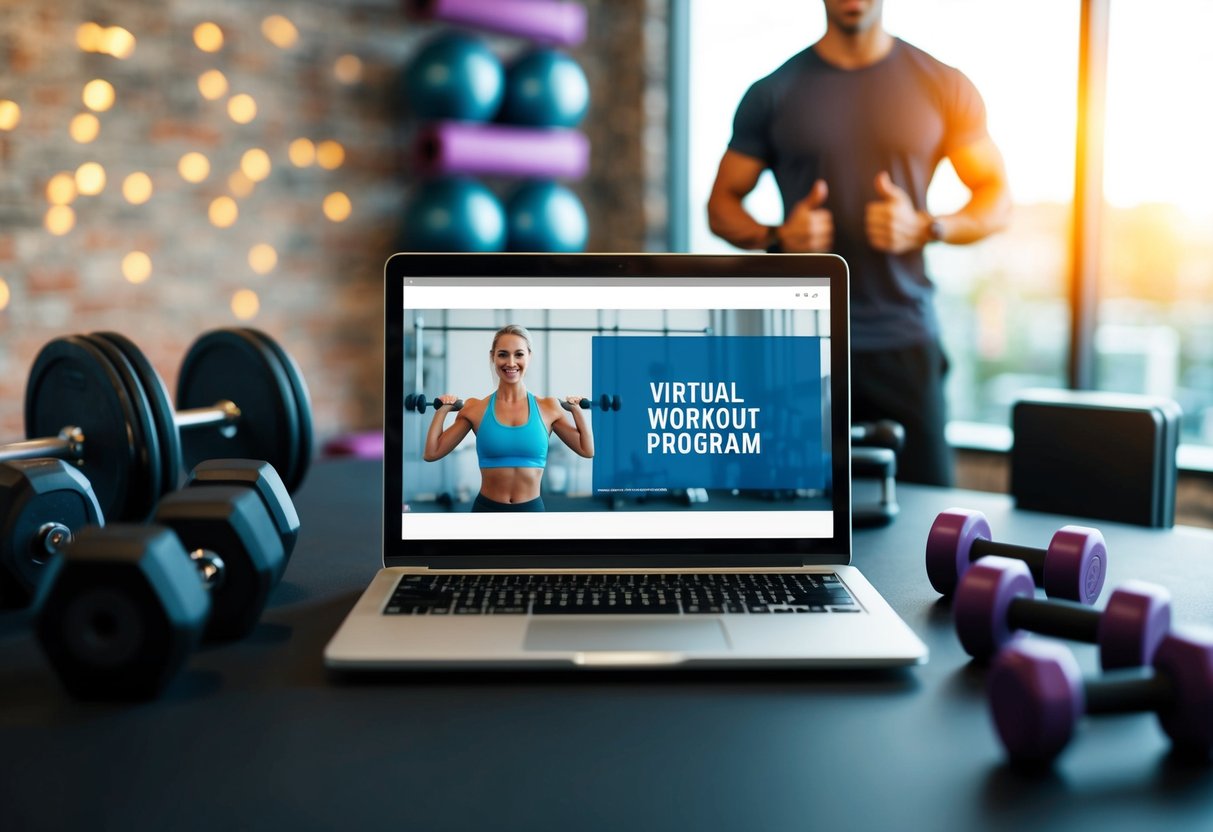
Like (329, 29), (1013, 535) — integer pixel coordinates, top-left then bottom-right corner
(1041, 525), (1107, 605)
(925, 508), (991, 596)
(1151, 628), (1213, 756)
(953, 556), (1036, 660)
(987, 639), (1084, 765)
(1097, 580), (1172, 670)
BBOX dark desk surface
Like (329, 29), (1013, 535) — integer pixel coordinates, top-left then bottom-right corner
(3, 459), (1213, 831)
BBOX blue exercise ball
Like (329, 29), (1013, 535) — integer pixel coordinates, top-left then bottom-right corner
(501, 48), (589, 128)
(505, 181), (588, 252)
(404, 177), (506, 252)
(404, 33), (504, 122)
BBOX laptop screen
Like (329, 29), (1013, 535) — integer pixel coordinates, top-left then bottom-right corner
(384, 254), (851, 567)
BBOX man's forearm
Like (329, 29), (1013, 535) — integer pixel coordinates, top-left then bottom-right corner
(933, 182), (1011, 246)
(707, 194), (774, 250)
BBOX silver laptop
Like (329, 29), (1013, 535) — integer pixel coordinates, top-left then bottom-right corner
(324, 252), (927, 670)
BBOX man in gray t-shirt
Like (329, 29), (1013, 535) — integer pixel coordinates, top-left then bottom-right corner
(707, 0), (1011, 485)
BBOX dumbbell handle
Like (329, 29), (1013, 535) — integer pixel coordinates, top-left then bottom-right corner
(187, 547), (226, 590)
(971, 538), (1047, 581)
(1083, 668), (1174, 715)
(176, 400), (241, 430)
(1006, 596), (1101, 643)
(0, 427), (85, 464)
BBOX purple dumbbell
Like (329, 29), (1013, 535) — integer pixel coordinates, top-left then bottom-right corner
(954, 556), (1171, 668)
(987, 631), (1213, 765)
(926, 507), (1107, 604)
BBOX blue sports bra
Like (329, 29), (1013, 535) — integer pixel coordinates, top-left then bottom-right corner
(476, 392), (549, 469)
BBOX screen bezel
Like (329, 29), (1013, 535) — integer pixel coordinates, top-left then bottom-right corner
(383, 252), (851, 568)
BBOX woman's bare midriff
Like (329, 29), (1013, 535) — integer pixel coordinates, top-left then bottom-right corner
(479, 467), (543, 503)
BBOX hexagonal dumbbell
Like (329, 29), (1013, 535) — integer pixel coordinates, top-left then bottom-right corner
(953, 555), (1172, 669)
(926, 507), (1107, 604)
(0, 459), (103, 609)
(185, 459), (300, 564)
(987, 632), (1213, 765)
(34, 485), (285, 700)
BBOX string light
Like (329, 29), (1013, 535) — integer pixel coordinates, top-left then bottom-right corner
(227, 94), (257, 124)
(82, 79), (115, 112)
(194, 22), (224, 53)
(122, 251), (152, 284)
(248, 244), (278, 275)
(241, 148), (271, 182)
(334, 54), (363, 85)
(0, 278), (10, 310)
(323, 192), (352, 222)
(198, 69), (229, 101)
(123, 172), (153, 205)
(316, 140), (345, 170)
(231, 289), (260, 320)
(69, 113), (100, 143)
(209, 196), (239, 228)
(101, 27), (136, 59)
(46, 173), (77, 205)
(178, 152), (210, 183)
(45, 205), (76, 235)
(0, 100), (22, 130)
(76, 22), (104, 52)
(75, 162), (107, 196)
(288, 138), (315, 167)
(228, 170), (255, 198)
(261, 16), (299, 49)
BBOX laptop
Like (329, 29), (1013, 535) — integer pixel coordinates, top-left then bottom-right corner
(324, 252), (927, 670)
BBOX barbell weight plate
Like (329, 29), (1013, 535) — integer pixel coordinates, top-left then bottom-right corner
(405, 394), (417, 412)
(78, 334), (163, 521)
(92, 332), (183, 496)
(176, 330), (300, 486)
(24, 337), (143, 522)
(239, 328), (314, 493)
(611, 395), (621, 411)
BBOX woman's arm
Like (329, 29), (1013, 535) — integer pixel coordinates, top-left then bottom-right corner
(422, 395), (474, 461)
(549, 396), (594, 458)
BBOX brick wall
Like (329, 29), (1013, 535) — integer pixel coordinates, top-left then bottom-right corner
(0, 0), (666, 455)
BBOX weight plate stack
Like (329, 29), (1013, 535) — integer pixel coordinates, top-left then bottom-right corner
(176, 329), (301, 492)
(23, 337), (151, 522)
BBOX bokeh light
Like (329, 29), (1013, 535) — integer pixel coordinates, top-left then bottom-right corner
(122, 251), (152, 284)
(323, 191), (352, 222)
(178, 152), (211, 183)
(0, 278), (9, 310)
(45, 205), (76, 235)
(228, 170), (255, 198)
(123, 172), (153, 205)
(209, 196), (239, 228)
(82, 79), (115, 112)
(241, 148), (271, 182)
(198, 69), (229, 101)
(231, 289), (260, 320)
(334, 54), (363, 84)
(75, 162), (107, 196)
(288, 138), (316, 167)
(0, 99), (22, 130)
(194, 22), (224, 53)
(77, 22), (104, 52)
(46, 172), (77, 205)
(316, 140), (345, 170)
(101, 27), (136, 59)
(249, 243), (278, 275)
(261, 16), (299, 49)
(228, 94), (257, 124)
(69, 113), (100, 143)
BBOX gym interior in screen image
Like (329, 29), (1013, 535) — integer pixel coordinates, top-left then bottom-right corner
(403, 307), (832, 513)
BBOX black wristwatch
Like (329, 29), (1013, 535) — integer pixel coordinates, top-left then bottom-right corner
(764, 226), (782, 254)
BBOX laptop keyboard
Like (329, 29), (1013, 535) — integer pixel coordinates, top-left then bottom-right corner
(384, 573), (860, 615)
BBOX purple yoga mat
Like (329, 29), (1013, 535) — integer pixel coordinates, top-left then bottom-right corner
(415, 122), (590, 179)
(407, 0), (587, 47)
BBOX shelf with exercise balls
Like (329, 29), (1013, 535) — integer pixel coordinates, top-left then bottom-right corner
(400, 0), (591, 253)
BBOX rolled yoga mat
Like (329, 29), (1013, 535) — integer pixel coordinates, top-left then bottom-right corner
(415, 122), (590, 179)
(405, 0), (587, 47)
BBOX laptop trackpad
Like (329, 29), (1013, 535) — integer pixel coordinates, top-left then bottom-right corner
(524, 619), (729, 652)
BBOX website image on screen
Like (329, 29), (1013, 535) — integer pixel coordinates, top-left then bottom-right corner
(400, 282), (833, 540)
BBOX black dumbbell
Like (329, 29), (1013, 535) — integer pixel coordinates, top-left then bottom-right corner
(851, 419), (905, 452)
(185, 459), (300, 563)
(0, 459), (104, 609)
(925, 507), (1107, 604)
(564, 394), (622, 412)
(953, 555), (1172, 668)
(5, 330), (312, 523)
(34, 484), (286, 700)
(405, 394), (464, 414)
(987, 631), (1213, 765)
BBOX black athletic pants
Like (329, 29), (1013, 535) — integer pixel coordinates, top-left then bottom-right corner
(851, 339), (954, 487)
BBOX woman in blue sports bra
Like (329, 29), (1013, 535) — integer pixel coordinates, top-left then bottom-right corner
(422, 324), (595, 512)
